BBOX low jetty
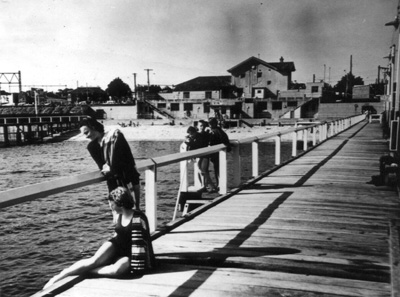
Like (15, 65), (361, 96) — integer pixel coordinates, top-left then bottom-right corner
(0, 115), (84, 147)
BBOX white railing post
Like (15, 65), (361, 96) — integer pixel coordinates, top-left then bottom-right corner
(275, 135), (281, 165)
(232, 141), (241, 187)
(312, 126), (317, 146)
(194, 160), (202, 189)
(303, 128), (308, 151)
(180, 142), (190, 191)
(320, 124), (324, 140)
(145, 164), (157, 232)
(252, 139), (259, 177)
(219, 149), (228, 194)
(292, 131), (297, 157)
(180, 160), (188, 192)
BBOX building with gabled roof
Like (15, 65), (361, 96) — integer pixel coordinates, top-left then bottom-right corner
(227, 56), (295, 99)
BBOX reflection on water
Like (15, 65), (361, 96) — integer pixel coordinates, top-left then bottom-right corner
(0, 140), (292, 297)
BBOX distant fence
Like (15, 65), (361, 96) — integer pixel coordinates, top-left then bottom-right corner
(0, 114), (367, 232)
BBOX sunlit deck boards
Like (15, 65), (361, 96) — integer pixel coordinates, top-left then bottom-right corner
(43, 121), (400, 297)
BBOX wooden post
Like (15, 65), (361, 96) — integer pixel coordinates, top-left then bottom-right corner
(4, 126), (9, 147)
(231, 141), (241, 187)
(145, 164), (157, 232)
(303, 128), (308, 151)
(312, 126), (317, 146)
(194, 160), (202, 189)
(275, 135), (281, 165)
(252, 140), (259, 177)
(219, 149), (228, 194)
(292, 131), (297, 157)
(16, 125), (22, 145)
(179, 143), (190, 191)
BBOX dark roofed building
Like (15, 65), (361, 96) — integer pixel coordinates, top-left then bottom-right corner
(174, 76), (232, 92)
(173, 76), (239, 99)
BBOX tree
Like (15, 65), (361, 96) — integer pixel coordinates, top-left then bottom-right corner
(136, 84), (162, 93)
(333, 72), (364, 99)
(106, 77), (132, 99)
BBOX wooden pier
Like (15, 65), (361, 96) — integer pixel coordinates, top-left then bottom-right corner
(0, 115), (84, 146)
(32, 120), (400, 296)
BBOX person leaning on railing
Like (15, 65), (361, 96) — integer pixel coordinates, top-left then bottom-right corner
(79, 116), (141, 210)
(208, 117), (231, 188)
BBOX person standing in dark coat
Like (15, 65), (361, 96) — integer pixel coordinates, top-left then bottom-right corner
(80, 117), (141, 210)
(208, 117), (231, 188)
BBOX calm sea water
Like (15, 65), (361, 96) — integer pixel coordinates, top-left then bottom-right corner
(0, 139), (293, 297)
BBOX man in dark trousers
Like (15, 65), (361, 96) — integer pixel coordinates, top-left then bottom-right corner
(208, 117), (231, 188)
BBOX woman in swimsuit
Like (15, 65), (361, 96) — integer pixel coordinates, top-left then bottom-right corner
(43, 187), (154, 289)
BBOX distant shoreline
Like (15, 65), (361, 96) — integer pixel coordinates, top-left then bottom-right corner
(68, 119), (295, 142)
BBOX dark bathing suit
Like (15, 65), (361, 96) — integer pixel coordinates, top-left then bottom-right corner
(109, 212), (156, 274)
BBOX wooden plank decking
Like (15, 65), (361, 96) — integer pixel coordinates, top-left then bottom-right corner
(40, 121), (400, 297)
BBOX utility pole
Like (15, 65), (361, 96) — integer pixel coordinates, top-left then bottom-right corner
(144, 69), (153, 92)
(350, 55), (353, 75)
(323, 64), (326, 82)
(133, 73), (137, 100)
(329, 67), (331, 85)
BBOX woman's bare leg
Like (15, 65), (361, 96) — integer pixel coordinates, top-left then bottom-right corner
(43, 242), (116, 289)
(90, 256), (130, 276)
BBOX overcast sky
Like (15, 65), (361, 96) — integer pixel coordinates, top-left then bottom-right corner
(0, 0), (398, 92)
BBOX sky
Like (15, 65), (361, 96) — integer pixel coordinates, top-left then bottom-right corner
(0, 0), (399, 92)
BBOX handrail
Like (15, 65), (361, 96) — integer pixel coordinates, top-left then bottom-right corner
(0, 114), (367, 231)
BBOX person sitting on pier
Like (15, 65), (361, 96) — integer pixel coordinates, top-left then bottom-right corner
(43, 187), (155, 289)
(80, 117), (141, 210)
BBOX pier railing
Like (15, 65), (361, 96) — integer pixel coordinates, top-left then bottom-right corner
(0, 114), (367, 232)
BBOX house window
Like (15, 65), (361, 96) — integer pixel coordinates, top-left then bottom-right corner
(205, 91), (212, 99)
(287, 101), (297, 107)
(311, 86), (319, 93)
(183, 92), (190, 99)
(267, 80), (271, 85)
(203, 102), (210, 113)
(272, 102), (283, 110)
(170, 103), (180, 111)
(257, 71), (262, 78)
(258, 102), (267, 110)
(157, 103), (166, 108)
(184, 103), (193, 111)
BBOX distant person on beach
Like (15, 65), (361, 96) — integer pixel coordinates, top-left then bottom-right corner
(80, 116), (141, 210)
(208, 117), (231, 188)
(43, 187), (155, 289)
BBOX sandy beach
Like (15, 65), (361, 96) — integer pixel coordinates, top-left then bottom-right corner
(68, 119), (295, 142)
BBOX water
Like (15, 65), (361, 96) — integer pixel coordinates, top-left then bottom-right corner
(0, 140), (294, 297)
